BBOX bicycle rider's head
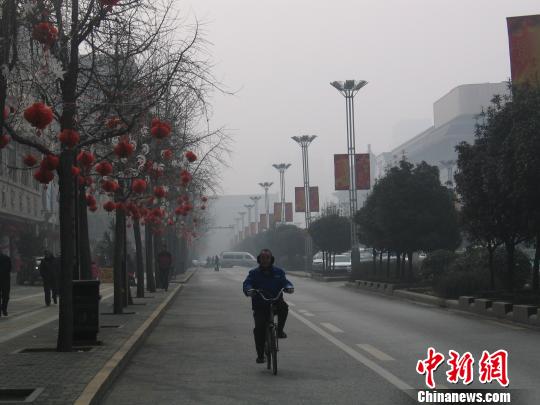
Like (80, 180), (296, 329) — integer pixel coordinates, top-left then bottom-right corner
(258, 249), (274, 269)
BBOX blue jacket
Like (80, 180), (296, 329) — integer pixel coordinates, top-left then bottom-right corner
(243, 265), (293, 309)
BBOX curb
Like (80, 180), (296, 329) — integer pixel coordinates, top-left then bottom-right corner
(74, 268), (196, 405)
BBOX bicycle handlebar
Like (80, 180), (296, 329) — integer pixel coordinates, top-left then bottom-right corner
(253, 288), (285, 301)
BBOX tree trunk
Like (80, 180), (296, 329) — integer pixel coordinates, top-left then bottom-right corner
(533, 234), (539, 292)
(153, 234), (162, 288)
(133, 218), (145, 298)
(78, 185), (91, 280)
(145, 224), (156, 292)
(396, 252), (401, 279)
(113, 208), (125, 314)
(372, 249), (377, 277)
(57, 150), (75, 352)
(401, 254), (406, 279)
(379, 251), (383, 276)
(122, 218), (128, 307)
(505, 242), (515, 291)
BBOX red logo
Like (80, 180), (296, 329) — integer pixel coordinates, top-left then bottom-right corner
(416, 347), (445, 389)
(478, 350), (509, 387)
(446, 350), (474, 385)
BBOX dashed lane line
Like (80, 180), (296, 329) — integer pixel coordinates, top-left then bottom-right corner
(320, 322), (344, 333)
(289, 309), (414, 396)
(356, 344), (395, 361)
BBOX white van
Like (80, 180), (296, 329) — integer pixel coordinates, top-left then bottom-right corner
(220, 251), (257, 268)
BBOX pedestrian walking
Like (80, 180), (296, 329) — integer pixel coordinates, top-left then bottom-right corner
(91, 260), (101, 280)
(0, 251), (12, 317)
(39, 251), (58, 306)
(156, 245), (172, 292)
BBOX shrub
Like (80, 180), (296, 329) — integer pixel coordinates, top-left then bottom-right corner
(420, 250), (457, 281)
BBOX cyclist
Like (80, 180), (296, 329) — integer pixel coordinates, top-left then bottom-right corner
(243, 249), (294, 364)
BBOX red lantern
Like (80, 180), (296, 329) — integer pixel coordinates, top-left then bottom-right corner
(89, 204), (98, 212)
(0, 135), (9, 149)
(33, 168), (54, 184)
(3, 107), (9, 120)
(101, 179), (119, 193)
(86, 194), (96, 206)
(185, 151), (197, 162)
(23, 154), (38, 167)
(103, 201), (116, 212)
(132, 179), (147, 194)
(115, 202), (126, 212)
(113, 138), (134, 158)
(32, 22), (58, 47)
(150, 119), (171, 139)
(71, 166), (81, 176)
(41, 155), (60, 171)
(95, 161), (113, 176)
(24, 102), (54, 130)
(77, 151), (95, 167)
(174, 206), (185, 216)
(154, 186), (166, 198)
(58, 129), (80, 148)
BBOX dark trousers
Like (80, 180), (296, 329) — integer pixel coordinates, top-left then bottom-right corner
(159, 267), (170, 291)
(43, 278), (58, 305)
(253, 300), (288, 357)
(0, 272), (10, 314)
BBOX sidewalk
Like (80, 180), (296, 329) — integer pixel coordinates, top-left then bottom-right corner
(0, 268), (197, 405)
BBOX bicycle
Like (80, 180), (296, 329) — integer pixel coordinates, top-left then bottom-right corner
(254, 288), (287, 375)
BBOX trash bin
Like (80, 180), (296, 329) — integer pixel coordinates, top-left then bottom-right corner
(73, 280), (100, 343)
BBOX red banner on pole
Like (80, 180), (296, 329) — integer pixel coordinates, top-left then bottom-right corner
(259, 214), (267, 231)
(310, 186), (320, 212)
(285, 202), (293, 222)
(334, 154), (349, 190)
(334, 154), (370, 190)
(295, 186), (320, 212)
(507, 14), (540, 86)
(273, 202), (282, 222)
(250, 222), (257, 235)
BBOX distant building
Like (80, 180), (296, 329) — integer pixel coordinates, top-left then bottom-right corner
(377, 82), (510, 185)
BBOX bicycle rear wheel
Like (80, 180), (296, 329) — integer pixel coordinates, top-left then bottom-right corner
(271, 328), (278, 375)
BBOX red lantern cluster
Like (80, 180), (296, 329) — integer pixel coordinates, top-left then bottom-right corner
(153, 186), (166, 198)
(77, 151), (95, 168)
(185, 151), (197, 163)
(71, 166), (81, 176)
(89, 205), (98, 212)
(86, 194), (97, 206)
(103, 201), (116, 212)
(114, 138), (134, 158)
(32, 22), (58, 47)
(23, 154), (38, 167)
(0, 135), (9, 149)
(131, 179), (147, 194)
(41, 155), (59, 171)
(24, 102), (53, 130)
(58, 129), (80, 148)
(101, 179), (120, 193)
(33, 168), (54, 184)
(95, 161), (113, 176)
(150, 118), (171, 140)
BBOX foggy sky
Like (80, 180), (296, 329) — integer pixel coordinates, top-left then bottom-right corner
(177, 0), (539, 206)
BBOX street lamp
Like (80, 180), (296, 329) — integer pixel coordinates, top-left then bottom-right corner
(272, 163), (291, 224)
(331, 79), (368, 275)
(292, 135), (316, 271)
(258, 182), (273, 230)
(439, 160), (456, 189)
(238, 212), (246, 240)
(249, 196), (262, 233)
(244, 203), (254, 237)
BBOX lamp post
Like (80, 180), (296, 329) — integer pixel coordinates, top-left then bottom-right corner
(292, 135), (316, 271)
(238, 212), (246, 241)
(272, 163), (291, 224)
(331, 79), (368, 275)
(249, 196), (262, 233)
(234, 217), (241, 244)
(244, 203), (254, 237)
(258, 182), (273, 230)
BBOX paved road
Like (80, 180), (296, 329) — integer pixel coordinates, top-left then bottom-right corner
(103, 267), (539, 404)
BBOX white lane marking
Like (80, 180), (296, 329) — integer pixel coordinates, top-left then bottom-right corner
(298, 309), (307, 313)
(320, 322), (344, 333)
(10, 292), (44, 302)
(290, 309), (413, 394)
(303, 312), (315, 317)
(0, 291), (115, 344)
(356, 344), (395, 361)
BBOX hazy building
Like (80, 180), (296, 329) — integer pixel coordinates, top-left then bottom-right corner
(377, 82), (510, 184)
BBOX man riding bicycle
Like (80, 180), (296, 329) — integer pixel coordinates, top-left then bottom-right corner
(243, 249), (294, 364)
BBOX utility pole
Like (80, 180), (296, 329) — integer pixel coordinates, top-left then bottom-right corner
(258, 182), (273, 230)
(272, 163), (291, 224)
(249, 196), (262, 233)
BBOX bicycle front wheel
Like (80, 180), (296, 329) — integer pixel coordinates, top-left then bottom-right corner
(271, 327), (278, 375)
(265, 328), (271, 370)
